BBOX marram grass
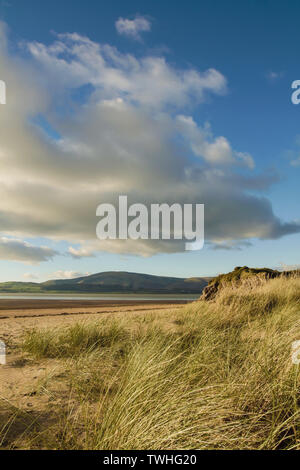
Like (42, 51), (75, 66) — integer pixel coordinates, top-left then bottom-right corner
(1, 275), (299, 449)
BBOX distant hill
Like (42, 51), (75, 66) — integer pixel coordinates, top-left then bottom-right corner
(0, 271), (212, 294)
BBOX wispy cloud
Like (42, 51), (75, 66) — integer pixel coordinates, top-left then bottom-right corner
(278, 262), (300, 271)
(49, 270), (90, 280)
(0, 237), (57, 264)
(290, 158), (300, 167)
(68, 246), (96, 259)
(285, 135), (300, 167)
(266, 71), (284, 82)
(115, 15), (151, 41)
(23, 272), (39, 280)
(209, 240), (253, 251)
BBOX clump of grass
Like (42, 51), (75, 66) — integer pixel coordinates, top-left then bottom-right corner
(22, 320), (130, 359)
(3, 275), (300, 449)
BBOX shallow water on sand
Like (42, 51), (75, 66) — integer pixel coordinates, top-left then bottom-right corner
(0, 293), (199, 301)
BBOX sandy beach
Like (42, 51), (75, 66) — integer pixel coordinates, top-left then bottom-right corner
(0, 299), (187, 415)
(0, 298), (187, 340)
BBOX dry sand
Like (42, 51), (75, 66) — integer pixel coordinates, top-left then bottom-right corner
(0, 298), (187, 339)
(0, 299), (186, 413)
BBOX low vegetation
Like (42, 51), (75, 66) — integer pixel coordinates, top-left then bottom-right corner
(201, 265), (300, 300)
(1, 274), (299, 449)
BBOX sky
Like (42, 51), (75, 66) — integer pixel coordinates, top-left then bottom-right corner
(0, 0), (300, 281)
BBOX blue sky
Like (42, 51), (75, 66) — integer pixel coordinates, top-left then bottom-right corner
(0, 0), (300, 281)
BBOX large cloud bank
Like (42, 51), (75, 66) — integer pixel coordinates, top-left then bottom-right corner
(0, 22), (298, 262)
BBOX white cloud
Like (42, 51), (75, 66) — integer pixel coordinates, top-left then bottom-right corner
(278, 262), (300, 271)
(209, 240), (252, 251)
(0, 237), (57, 264)
(68, 246), (95, 258)
(49, 270), (90, 280)
(115, 15), (151, 41)
(26, 33), (226, 110)
(176, 115), (254, 168)
(23, 272), (39, 280)
(0, 23), (298, 259)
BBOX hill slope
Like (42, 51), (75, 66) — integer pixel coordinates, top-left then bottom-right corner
(0, 271), (211, 294)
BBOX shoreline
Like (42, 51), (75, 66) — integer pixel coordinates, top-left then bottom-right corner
(0, 298), (193, 312)
(0, 301), (185, 343)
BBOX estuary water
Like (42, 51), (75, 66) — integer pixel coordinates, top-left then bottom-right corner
(0, 293), (199, 301)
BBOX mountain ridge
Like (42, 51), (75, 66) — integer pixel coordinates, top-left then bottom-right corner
(0, 271), (212, 294)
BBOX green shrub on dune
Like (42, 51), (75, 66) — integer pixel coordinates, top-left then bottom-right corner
(201, 266), (300, 301)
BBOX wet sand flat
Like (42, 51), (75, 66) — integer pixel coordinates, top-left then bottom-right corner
(0, 298), (189, 318)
